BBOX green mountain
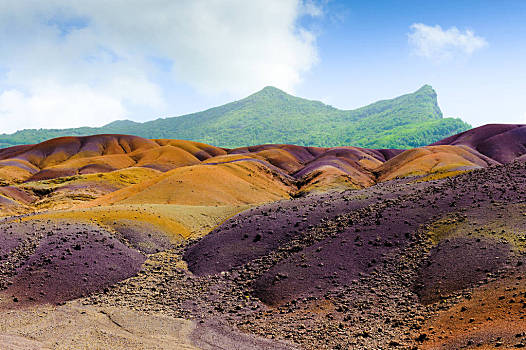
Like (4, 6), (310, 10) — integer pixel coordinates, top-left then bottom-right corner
(0, 85), (470, 149)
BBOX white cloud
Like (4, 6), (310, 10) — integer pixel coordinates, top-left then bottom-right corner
(0, 0), (321, 133)
(408, 23), (487, 62)
(300, 0), (324, 17)
(0, 83), (126, 133)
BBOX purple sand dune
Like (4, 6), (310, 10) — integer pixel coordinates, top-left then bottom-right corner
(0, 160), (38, 173)
(0, 220), (146, 306)
(291, 148), (380, 178)
(0, 144), (34, 161)
(185, 161), (526, 306)
(432, 124), (520, 148)
(375, 148), (405, 160)
(415, 237), (511, 304)
(184, 193), (377, 276)
(432, 124), (526, 163)
(0, 196), (17, 205)
(317, 147), (401, 163)
(78, 163), (118, 174)
(193, 149), (223, 161)
(0, 222), (34, 258)
(27, 168), (78, 182)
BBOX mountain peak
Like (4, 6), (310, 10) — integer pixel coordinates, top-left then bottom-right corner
(261, 86), (286, 93)
(0, 85), (470, 150)
(415, 84), (436, 95)
(104, 119), (139, 128)
(253, 86), (289, 97)
(241, 86), (291, 103)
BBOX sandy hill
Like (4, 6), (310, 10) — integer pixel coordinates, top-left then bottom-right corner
(1, 125), (526, 349)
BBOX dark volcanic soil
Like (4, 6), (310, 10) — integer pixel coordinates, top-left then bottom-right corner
(79, 162), (526, 349)
(2, 147), (526, 348)
(0, 219), (146, 306)
(415, 236), (512, 304)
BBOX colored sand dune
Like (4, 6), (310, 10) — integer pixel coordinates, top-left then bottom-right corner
(1, 124), (526, 349)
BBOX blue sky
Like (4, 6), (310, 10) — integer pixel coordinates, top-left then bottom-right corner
(296, 0), (526, 125)
(0, 0), (525, 133)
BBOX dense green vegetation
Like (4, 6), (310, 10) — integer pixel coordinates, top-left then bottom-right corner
(0, 85), (471, 149)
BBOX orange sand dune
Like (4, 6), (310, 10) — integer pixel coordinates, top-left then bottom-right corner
(3, 130), (525, 215)
(82, 160), (293, 207)
(375, 145), (498, 182)
(17, 167), (161, 211)
(0, 135), (226, 183)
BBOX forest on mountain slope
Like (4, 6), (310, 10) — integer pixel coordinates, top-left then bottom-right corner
(0, 85), (470, 149)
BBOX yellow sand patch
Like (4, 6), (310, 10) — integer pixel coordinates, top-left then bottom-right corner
(0, 166), (34, 183)
(357, 157), (383, 171)
(415, 170), (469, 182)
(16, 204), (247, 241)
(21, 167), (161, 191)
(427, 203), (526, 251)
(43, 154), (136, 173)
(13, 167), (162, 212)
(297, 165), (369, 195)
(83, 161), (292, 208)
(202, 154), (254, 164)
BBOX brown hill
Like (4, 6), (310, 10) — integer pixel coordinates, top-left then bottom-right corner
(374, 145), (498, 181)
(0, 135), (401, 214)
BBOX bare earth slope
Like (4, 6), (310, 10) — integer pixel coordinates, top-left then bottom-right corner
(1, 124), (526, 349)
(180, 161), (526, 348)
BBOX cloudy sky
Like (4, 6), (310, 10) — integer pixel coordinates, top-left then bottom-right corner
(0, 0), (525, 133)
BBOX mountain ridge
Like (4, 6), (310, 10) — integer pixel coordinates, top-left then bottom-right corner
(0, 85), (470, 149)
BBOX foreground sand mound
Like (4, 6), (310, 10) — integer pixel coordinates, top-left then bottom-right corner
(0, 302), (296, 350)
(0, 219), (146, 307)
(181, 161), (526, 348)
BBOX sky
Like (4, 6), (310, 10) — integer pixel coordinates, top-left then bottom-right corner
(0, 0), (525, 133)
